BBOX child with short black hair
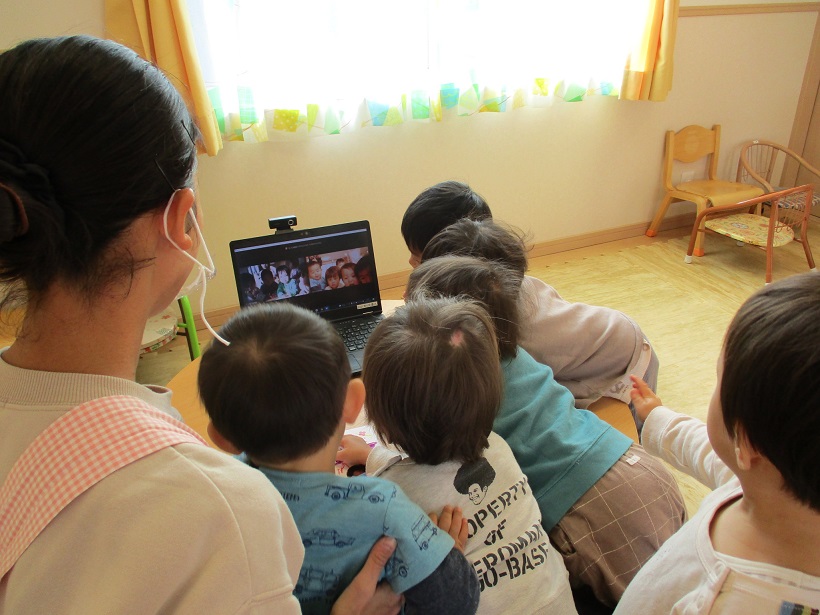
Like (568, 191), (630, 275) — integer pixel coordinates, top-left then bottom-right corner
(401, 180), (492, 268)
(339, 297), (577, 614)
(276, 264), (298, 298)
(340, 262), (359, 286)
(306, 259), (326, 292)
(615, 271), (820, 613)
(324, 265), (342, 290)
(406, 255), (687, 606)
(354, 253), (375, 285)
(405, 186), (658, 418)
(198, 302), (480, 615)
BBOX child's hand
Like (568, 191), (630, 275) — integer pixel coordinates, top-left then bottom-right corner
(630, 375), (663, 422)
(338, 435), (372, 467)
(429, 505), (469, 553)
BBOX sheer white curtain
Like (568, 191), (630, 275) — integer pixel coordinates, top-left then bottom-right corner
(188, 0), (654, 141)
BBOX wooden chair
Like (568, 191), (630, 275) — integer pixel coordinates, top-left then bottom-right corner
(646, 125), (765, 256)
(684, 185), (816, 284)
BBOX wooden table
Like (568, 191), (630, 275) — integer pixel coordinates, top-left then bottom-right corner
(166, 299), (638, 448)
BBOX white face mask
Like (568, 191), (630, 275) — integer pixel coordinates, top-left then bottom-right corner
(163, 192), (229, 346)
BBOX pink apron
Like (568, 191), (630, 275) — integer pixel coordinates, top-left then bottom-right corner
(0, 395), (208, 579)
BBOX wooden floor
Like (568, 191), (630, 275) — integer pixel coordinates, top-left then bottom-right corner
(136, 219), (819, 515)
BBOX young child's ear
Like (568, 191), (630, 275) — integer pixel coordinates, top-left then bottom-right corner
(207, 420), (242, 455)
(342, 378), (366, 424)
(733, 428), (759, 472)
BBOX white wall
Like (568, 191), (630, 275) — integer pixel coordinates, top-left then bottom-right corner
(2, 2), (816, 311)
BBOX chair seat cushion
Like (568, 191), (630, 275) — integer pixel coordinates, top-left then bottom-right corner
(704, 213), (794, 247)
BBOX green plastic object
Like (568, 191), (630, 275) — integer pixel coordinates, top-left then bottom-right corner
(176, 296), (201, 360)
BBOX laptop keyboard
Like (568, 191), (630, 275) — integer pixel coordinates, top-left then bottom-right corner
(336, 316), (383, 351)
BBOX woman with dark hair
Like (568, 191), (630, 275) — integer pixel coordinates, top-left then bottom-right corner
(0, 35), (397, 614)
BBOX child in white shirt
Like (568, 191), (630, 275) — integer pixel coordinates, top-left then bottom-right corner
(339, 297), (577, 614)
(615, 271), (820, 614)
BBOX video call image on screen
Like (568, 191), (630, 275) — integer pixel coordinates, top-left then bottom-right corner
(238, 247), (375, 306)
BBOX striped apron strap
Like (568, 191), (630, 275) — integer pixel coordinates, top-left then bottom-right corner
(0, 395), (208, 579)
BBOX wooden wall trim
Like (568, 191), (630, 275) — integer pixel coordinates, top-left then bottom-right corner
(194, 213), (696, 329)
(681, 3), (819, 17)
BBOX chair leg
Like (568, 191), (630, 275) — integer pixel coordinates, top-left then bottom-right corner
(799, 226), (815, 271)
(692, 203), (709, 257)
(646, 194), (675, 237)
(765, 244), (773, 284)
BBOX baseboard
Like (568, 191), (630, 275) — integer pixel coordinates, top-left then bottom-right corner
(195, 213), (696, 329)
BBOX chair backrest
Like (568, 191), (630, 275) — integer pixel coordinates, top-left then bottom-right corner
(737, 139), (820, 193)
(769, 184), (814, 232)
(663, 124), (721, 189)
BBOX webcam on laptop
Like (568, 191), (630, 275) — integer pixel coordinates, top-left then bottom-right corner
(268, 215), (297, 233)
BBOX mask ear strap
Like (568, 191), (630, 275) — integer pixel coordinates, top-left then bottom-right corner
(197, 272), (230, 347)
(163, 191), (229, 347)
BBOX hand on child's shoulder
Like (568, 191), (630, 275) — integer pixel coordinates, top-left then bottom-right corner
(630, 375), (663, 422)
(429, 505), (469, 553)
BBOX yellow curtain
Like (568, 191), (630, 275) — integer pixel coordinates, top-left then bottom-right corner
(105, 0), (223, 156)
(621, 0), (679, 101)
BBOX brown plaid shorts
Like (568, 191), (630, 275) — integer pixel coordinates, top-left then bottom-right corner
(547, 443), (687, 607)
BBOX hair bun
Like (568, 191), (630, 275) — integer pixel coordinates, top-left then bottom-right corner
(0, 137), (63, 228)
(0, 182), (29, 242)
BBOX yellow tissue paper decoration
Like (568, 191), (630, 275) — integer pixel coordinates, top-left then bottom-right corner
(307, 104), (319, 131)
(384, 107), (404, 126)
(273, 109), (300, 132)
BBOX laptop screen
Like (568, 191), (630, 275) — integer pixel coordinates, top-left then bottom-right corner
(228, 221), (382, 322)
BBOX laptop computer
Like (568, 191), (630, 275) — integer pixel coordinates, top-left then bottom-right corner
(228, 220), (384, 376)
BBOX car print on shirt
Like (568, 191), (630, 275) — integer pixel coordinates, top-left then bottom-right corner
(324, 482), (385, 503)
(411, 515), (439, 550)
(294, 565), (341, 597)
(302, 528), (356, 548)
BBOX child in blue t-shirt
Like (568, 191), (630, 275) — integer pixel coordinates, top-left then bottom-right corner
(197, 302), (479, 615)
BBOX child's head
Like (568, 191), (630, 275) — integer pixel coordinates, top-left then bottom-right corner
(714, 271), (820, 511)
(198, 303), (352, 464)
(422, 219), (529, 277)
(307, 259), (322, 281)
(325, 265), (341, 289)
(401, 181), (493, 266)
(362, 296), (502, 465)
(354, 254), (374, 285)
(340, 262), (359, 286)
(406, 255), (523, 359)
(276, 264), (290, 282)
(239, 272), (257, 290)
(260, 268), (275, 285)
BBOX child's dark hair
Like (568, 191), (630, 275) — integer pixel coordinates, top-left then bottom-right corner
(325, 265), (340, 281)
(422, 219), (529, 276)
(721, 271), (820, 511)
(0, 36), (200, 311)
(362, 297), (502, 465)
(401, 181), (493, 254)
(406, 255), (523, 359)
(276, 264), (289, 275)
(198, 303), (351, 464)
(354, 253), (374, 277)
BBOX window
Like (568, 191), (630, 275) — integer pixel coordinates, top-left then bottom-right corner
(188, 0), (666, 141)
